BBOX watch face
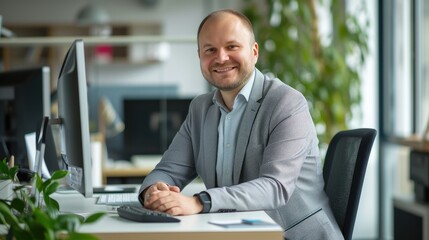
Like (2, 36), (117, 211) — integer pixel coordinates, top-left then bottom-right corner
(199, 192), (209, 201)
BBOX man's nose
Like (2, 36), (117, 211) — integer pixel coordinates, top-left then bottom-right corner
(215, 49), (229, 63)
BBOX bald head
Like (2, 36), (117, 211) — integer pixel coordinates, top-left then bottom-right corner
(197, 9), (256, 50)
(196, 8), (259, 97)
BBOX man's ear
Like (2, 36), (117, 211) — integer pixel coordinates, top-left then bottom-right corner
(253, 42), (259, 59)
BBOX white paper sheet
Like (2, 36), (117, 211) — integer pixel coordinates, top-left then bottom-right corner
(25, 132), (51, 179)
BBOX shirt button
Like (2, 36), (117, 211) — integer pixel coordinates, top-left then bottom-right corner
(226, 143), (231, 148)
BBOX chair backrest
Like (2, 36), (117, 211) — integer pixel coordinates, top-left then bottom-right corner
(323, 128), (377, 240)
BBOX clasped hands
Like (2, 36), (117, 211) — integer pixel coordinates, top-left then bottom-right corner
(143, 182), (203, 216)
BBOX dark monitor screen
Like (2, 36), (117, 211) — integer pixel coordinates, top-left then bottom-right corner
(123, 98), (192, 159)
(86, 85), (178, 160)
(0, 66), (58, 174)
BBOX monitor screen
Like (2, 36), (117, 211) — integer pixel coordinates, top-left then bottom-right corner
(123, 98), (192, 159)
(0, 66), (58, 176)
(56, 39), (92, 197)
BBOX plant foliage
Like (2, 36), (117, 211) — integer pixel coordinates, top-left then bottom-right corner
(0, 160), (18, 181)
(243, 0), (369, 144)
(0, 167), (105, 240)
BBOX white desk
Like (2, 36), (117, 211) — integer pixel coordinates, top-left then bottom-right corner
(53, 190), (284, 240)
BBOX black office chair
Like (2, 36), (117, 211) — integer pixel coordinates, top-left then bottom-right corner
(323, 128), (377, 240)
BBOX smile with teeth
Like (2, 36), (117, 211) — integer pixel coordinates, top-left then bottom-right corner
(214, 67), (235, 73)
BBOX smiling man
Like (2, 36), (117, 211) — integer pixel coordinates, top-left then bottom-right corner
(139, 9), (344, 240)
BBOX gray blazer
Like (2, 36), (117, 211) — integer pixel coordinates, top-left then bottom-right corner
(140, 69), (344, 240)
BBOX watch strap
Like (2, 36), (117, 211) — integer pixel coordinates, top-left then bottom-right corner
(194, 191), (212, 213)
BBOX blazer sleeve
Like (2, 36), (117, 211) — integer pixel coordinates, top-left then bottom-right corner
(207, 85), (319, 212)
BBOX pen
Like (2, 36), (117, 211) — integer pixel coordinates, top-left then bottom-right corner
(242, 219), (269, 225)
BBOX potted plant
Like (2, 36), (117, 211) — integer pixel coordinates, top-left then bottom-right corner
(0, 158), (105, 240)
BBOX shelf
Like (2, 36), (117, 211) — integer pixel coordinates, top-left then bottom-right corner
(388, 135), (429, 152)
(0, 35), (195, 46)
(102, 167), (154, 185)
(103, 168), (153, 177)
(0, 23), (196, 90)
(0, 23), (195, 71)
(101, 156), (161, 184)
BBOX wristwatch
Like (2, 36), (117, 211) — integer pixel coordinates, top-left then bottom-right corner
(195, 191), (211, 213)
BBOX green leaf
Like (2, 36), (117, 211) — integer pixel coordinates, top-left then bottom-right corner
(57, 213), (83, 232)
(0, 159), (18, 180)
(40, 178), (52, 192)
(11, 228), (34, 240)
(44, 196), (60, 213)
(45, 181), (60, 196)
(36, 174), (45, 191)
(0, 201), (21, 228)
(10, 198), (26, 213)
(26, 218), (53, 240)
(33, 208), (53, 227)
(51, 170), (68, 180)
(84, 212), (106, 224)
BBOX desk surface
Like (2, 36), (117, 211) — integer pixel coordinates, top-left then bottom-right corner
(53, 189), (283, 240)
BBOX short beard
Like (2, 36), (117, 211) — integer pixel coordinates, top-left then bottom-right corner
(206, 78), (247, 91)
(203, 69), (253, 91)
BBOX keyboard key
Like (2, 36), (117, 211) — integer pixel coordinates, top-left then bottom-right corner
(97, 193), (139, 205)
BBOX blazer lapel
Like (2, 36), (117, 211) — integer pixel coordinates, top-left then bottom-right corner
(233, 70), (264, 183)
(203, 103), (220, 188)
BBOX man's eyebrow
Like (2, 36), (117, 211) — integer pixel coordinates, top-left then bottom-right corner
(225, 40), (240, 45)
(201, 40), (240, 48)
(201, 43), (214, 49)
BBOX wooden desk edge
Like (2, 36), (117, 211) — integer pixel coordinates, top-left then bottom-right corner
(90, 230), (283, 240)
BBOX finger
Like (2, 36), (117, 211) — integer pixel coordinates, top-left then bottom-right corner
(153, 195), (185, 215)
(144, 182), (169, 204)
(154, 200), (176, 213)
(146, 190), (171, 208)
(155, 182), (170, 191)
(165, 206), (182, 216)
(169, 185), (181, 193)
(144, 190), (161, 207)
(144, 185), (158, 200)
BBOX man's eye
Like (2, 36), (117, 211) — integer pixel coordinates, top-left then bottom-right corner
(205, 48), (215, 53)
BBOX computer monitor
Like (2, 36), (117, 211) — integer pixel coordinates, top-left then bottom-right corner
(123, 98), (192, 159)
(0, 66), (58, 176)
(55, 39), (92, 197)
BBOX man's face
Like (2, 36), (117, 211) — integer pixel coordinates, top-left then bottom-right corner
(198, 14), (258, 92)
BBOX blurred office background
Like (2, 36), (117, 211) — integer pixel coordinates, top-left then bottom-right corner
(1, 0), (428, 239)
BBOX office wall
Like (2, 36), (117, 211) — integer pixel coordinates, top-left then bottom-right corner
(0, 0), (242, 96)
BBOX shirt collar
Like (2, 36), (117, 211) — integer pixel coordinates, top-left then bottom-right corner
(239, 70), (255, 102)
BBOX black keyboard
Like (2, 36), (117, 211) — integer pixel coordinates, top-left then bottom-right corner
(117, 205), (181, 223)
